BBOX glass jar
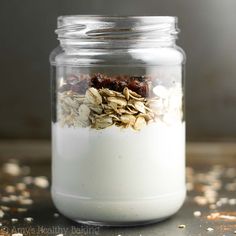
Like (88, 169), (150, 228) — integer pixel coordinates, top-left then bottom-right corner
(50, 15), (186, 226)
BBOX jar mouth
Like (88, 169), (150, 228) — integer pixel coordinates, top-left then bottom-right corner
(56, 15), (179, 48)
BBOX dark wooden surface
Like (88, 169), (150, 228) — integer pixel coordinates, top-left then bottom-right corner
(0, 141), (236, 236)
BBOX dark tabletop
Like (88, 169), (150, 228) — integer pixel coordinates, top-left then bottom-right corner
(0, 141), (236, 236)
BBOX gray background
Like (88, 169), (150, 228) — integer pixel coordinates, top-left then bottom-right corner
(1, 0), (236, 141)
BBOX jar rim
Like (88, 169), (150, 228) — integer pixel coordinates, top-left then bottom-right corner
(57, 15), (177, 23)
(55, 15), (179, 48)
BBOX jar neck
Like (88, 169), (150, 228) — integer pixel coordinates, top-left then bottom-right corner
(55, 16), (179, 49)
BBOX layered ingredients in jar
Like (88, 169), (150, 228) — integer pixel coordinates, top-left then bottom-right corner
(56, 73), (183, 130)
(52, 72), (185, 224)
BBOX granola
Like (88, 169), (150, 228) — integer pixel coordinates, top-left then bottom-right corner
(57, 74), (183, 130)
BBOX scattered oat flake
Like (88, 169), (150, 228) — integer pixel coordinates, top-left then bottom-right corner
(1, 206), (10, 211)
(34, 176), (49, 188)
(206, 227), (214, 232)
(220, 215), (236, 220)
(12, 234), (23, 236)
(219, 197), (228, 204)
(193, 211), (202, 217)
(1, 196), (11, 202)
(19, 198), (33, 205)
(9, 195), (18, 201)
(0, 210), (4, 218)
(186, 182), (194, 191)
(56, 234), (63, 236)
(207, 212), (220, 220)
(5, 185), (15, 193)
(16, 183), (26, 191)
(194, 196), (208, 205)
(11, 218), (18, 223)
(21, 191), (30, 198)
(229, 198), (236, 205)
(208, 212), (236, 221)
(2, 162), (21, 176)
(24, 217), (33, 222)
(54, 213), (60, 218)
(17, 208), (27, 213)
(178, 224), (186, 229)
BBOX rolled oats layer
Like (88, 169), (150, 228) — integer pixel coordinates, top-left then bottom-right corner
(57, 74), (183, 130)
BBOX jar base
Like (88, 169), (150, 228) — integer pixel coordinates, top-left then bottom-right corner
(52, 188), (186, 226)
(74, 218), (168, 227)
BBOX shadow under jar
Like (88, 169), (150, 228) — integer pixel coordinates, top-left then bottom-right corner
(50, 15), (186, 226)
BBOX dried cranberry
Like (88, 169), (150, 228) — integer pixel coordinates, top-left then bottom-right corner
(109, 80), (119, 91)
(91, 74), (104, 89)
(128, 80), (149, 97)
(101, 78), (112, 88)
(130, 76), (146, 82)
(128, 80), (139, 90)
(89, 73), (150, 97)
(139, 82), (149, 97)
